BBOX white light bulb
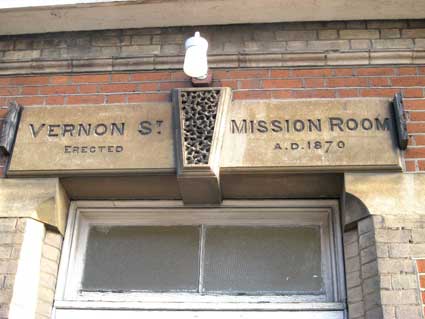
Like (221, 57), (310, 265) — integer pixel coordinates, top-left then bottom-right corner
(183, 32), (208, 79)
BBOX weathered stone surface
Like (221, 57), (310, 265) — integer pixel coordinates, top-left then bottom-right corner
(345, 173), (425, 216)
(222, 99), (402, 172)
(318, 30), (338, 40)
(340, 30), (379, 39)
(380, 29), (400, 39)
(372, 39), (414, 49)
(0, 179), (68, 234)
(351, 40), (371, 50)
(9, 104), (175, 175)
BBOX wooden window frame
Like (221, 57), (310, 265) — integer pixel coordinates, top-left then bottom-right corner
(53, 200), (346, 319)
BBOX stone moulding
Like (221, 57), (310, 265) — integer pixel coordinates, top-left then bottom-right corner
(0, 50), (424, 75)
(172, 87), (232, 205)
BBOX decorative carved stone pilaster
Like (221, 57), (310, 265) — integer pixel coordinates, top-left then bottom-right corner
(172, 87), (232, 204)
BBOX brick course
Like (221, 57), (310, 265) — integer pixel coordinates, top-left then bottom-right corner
(35, 230), (63, 319)
(0, 21), (425, 63)
(345, 215), (425, 319)
(374, 215), (425, 319)
(0, 218), (25, 319)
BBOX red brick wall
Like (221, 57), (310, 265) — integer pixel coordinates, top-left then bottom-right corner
(417, 259), (425, 318)
(0, 65), (424, 174)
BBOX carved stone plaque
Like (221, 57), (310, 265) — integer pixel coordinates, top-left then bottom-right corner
(8, 104), (174, 175)
(8, 98), (402, 177)
(221, 99), (402, 172)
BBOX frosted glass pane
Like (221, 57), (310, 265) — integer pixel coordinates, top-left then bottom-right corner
(82, 226), (199, 292)
(203, 226), (322, 294)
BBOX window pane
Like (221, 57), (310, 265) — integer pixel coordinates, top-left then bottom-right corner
(82, 226), (200, 292)
(203, 226), (322, 294)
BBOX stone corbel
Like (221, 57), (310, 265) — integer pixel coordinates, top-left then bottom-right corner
(172, 87), (232, 205)
(343, 173), (425, 230)
(0, 178), (70, 235)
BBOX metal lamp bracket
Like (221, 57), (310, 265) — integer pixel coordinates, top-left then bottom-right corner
(0, 102), (22, 156)
(392, 93), (408, 150)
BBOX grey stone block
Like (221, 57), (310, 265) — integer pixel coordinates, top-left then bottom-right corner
(402, 29), (425, 38)
(380, 290), (418, 305)
(307, 40), (350, 51)
(380, 275), (392, 289)
(360, 231), (376, 250)
(351, 40), (371, 50)
(378, 258), (416, 274)
(389, 244), (411, 258)
(363, 276), (381, 295)
(395, 305), (423, 319)
(412, 229), (425, 243)
(348, 302), (365, 319)
(381, 29), (401, 39)
(120, 45), (161, 56)
(372, 39), (414, 49)
(365, 307), (384, 319)
(131, 35), (152, 45)
(14, 39), (34, 50)
(348, 285), (363, 303)
(0, 41), (14, 50)
(340, 30), (379, 39)
(346, 271), (362, 289)
(409, 243), (425, 256)
(359, 217), (375, 235)
(318, 30), (338, 40)
(362, 260), (379, 279)
(346, 241), (360, 259)
(361, 245), (378, 265)
(391, 274), (419, 290)
(91, 36), (121, 47)
(276, 30), (317, 41)
(376, 243), (389, 258)
(286, 41), (308, 51)
(3, 50), (40, 60)
(344, 229), (359, 245)
(382, 306), (396, 319)
(0, 219), (17, 232)
(375, 229), (412, 244)
(346, 256), (361, 273)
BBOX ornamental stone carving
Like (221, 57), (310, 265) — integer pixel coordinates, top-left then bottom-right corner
(173, 87), (232, 204)
(180, 89), (220, 165)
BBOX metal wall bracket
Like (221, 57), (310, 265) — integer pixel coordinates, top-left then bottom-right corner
(172, 87), (232, 205)
(392, 93), (408, 150)
(0, 102), (22, 156)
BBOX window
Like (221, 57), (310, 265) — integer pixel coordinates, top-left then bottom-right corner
(54, 200), (346, 319)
